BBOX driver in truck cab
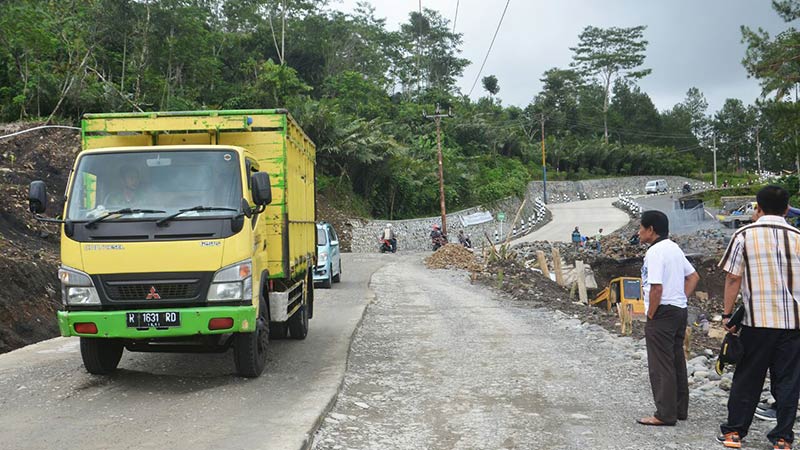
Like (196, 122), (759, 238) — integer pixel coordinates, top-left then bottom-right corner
(105, 164), (148, 206)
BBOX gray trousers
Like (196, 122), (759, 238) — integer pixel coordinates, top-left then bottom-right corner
(645, 304), (689, 424)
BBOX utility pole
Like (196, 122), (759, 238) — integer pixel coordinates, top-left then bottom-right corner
(541, 113), (548, 204)
(712, 134), (718, 188)
(755, 125), (762, 175)
(424, 104), (453, 236)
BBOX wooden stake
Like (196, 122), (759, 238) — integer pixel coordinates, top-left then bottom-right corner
(576, 260), (588, 304)
(536, 250), (550, 279)
(552, 248), (564, 286)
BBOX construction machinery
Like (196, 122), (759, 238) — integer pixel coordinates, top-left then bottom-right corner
(590, 277), (645, 316)
(590, 277), (644, 335)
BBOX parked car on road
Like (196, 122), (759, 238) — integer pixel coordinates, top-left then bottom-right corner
(645, 179), (668, 194)
(315, 222), (342, 288)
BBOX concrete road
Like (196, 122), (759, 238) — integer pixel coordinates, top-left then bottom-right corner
(515, 197), (630, 243)
(311, 255), (735, 449)
(0, 253), (386, 450)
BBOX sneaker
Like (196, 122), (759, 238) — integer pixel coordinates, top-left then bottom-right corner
(756, 402), (772, 413)
(774, 439), (792, 450)
(717, 432), (743, 448)
(755, 405), (778, 422)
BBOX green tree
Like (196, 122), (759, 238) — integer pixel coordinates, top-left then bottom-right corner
(570, 25), (651, 143)
(713, 99), (756, 173)
(741, 0), (800, 100)
(528, 68), (582, 138)
(482, 75), (499, 97)
(608, 81), (661, 145)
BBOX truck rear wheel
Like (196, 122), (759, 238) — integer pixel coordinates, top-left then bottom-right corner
(80, 338), (123, 375)
(289, 276), (310, 340)
(288, 305), (309, 340)
(234, 298), (269, 377)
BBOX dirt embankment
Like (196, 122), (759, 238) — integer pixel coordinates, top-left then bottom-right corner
(0, 123), (78, 353)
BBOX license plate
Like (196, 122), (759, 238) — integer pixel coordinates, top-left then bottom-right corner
(126, 311), (180, 328)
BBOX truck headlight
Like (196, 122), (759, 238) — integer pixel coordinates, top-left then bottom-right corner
(208, 259), (252, 301)
(58, 266), (100, 305)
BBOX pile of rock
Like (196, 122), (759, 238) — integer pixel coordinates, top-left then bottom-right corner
(424, 244), (483, 272)
(674, 228), (729, 255)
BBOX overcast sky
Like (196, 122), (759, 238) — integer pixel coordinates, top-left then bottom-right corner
(332, 0), (794, 114)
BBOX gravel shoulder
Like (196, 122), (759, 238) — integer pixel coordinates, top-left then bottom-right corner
(312, 254), (778, 450)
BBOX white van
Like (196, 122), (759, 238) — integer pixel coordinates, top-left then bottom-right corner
(645, 179), (668, 194)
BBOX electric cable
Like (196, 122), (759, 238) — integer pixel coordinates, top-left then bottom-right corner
(467, 0), (511, 97)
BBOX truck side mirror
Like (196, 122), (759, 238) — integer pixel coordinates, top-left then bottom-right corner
(251, 172), (272, 206)
(29, 180), (48, 214)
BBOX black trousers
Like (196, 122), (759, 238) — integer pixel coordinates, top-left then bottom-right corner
(645, 305), (689, 424)
(721, 326), (800, 444)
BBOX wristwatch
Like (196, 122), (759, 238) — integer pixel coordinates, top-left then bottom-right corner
(722, 313), (732, 319)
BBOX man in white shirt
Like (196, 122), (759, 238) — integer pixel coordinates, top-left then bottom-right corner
(636, 210), (700, 427)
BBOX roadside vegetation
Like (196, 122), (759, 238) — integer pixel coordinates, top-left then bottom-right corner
(1, 0), (798, 219)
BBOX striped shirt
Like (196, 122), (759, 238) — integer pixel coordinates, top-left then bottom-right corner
(719, 215), (800, 329)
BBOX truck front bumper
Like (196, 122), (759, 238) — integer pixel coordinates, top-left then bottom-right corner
(58, 306), (257, 338)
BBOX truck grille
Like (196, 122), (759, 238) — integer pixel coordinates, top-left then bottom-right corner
(104, 281), (200, 301)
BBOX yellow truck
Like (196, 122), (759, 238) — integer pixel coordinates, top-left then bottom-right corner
(28, 110), (316, 377)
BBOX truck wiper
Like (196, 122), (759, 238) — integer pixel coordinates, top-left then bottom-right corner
(156, 205), (239, 227)
(85, 208), (166, 229)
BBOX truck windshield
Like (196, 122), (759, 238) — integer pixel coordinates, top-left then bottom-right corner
(65, 150), (242, 221)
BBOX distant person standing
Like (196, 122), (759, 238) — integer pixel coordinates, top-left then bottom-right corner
(636, 210), (700, 427)
(595, 228), (603, 253)
(716, 185), (800, 450)
(572, 226), (581, 247)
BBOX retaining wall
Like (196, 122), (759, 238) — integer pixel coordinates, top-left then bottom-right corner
(347, 176), (706, 253)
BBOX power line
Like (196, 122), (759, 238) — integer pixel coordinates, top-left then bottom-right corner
(452, 0), (459, 33)
(467, 0), (511, 97)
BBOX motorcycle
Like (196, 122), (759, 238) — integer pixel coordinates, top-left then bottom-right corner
(682, 183), (692, 194)
(431, 234), (447, 251)
(379, 238), (393, 253)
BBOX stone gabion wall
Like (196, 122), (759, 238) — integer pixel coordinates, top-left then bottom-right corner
(528, 176), (709, 203)
(349, 197), (551, 253)
(348, 176), (705, 253)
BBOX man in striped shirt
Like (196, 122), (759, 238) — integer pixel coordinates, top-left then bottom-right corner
(717, 185), (800, 450)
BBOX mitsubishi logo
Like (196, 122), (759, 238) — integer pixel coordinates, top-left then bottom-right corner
(145, 286), (161, 300)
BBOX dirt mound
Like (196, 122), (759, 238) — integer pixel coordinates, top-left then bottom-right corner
(425, 244), (482, 272)
(316, 191), (358, 252)
(0, 123), (77, 353)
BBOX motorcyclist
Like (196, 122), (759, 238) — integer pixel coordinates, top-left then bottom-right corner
(381, 223), (397, 253)
(430, 224), (446, 250)
(682, 182), (692, 194)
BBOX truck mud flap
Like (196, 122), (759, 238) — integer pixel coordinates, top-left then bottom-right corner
(268, 278), (304, 322)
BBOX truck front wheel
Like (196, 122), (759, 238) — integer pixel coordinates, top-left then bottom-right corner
(234, 298), (269, 377)
(80, 338), (123, 375)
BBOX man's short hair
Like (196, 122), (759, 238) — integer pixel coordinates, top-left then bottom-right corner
(756, 185), (789, 216)
(641, 210), (669, 238)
